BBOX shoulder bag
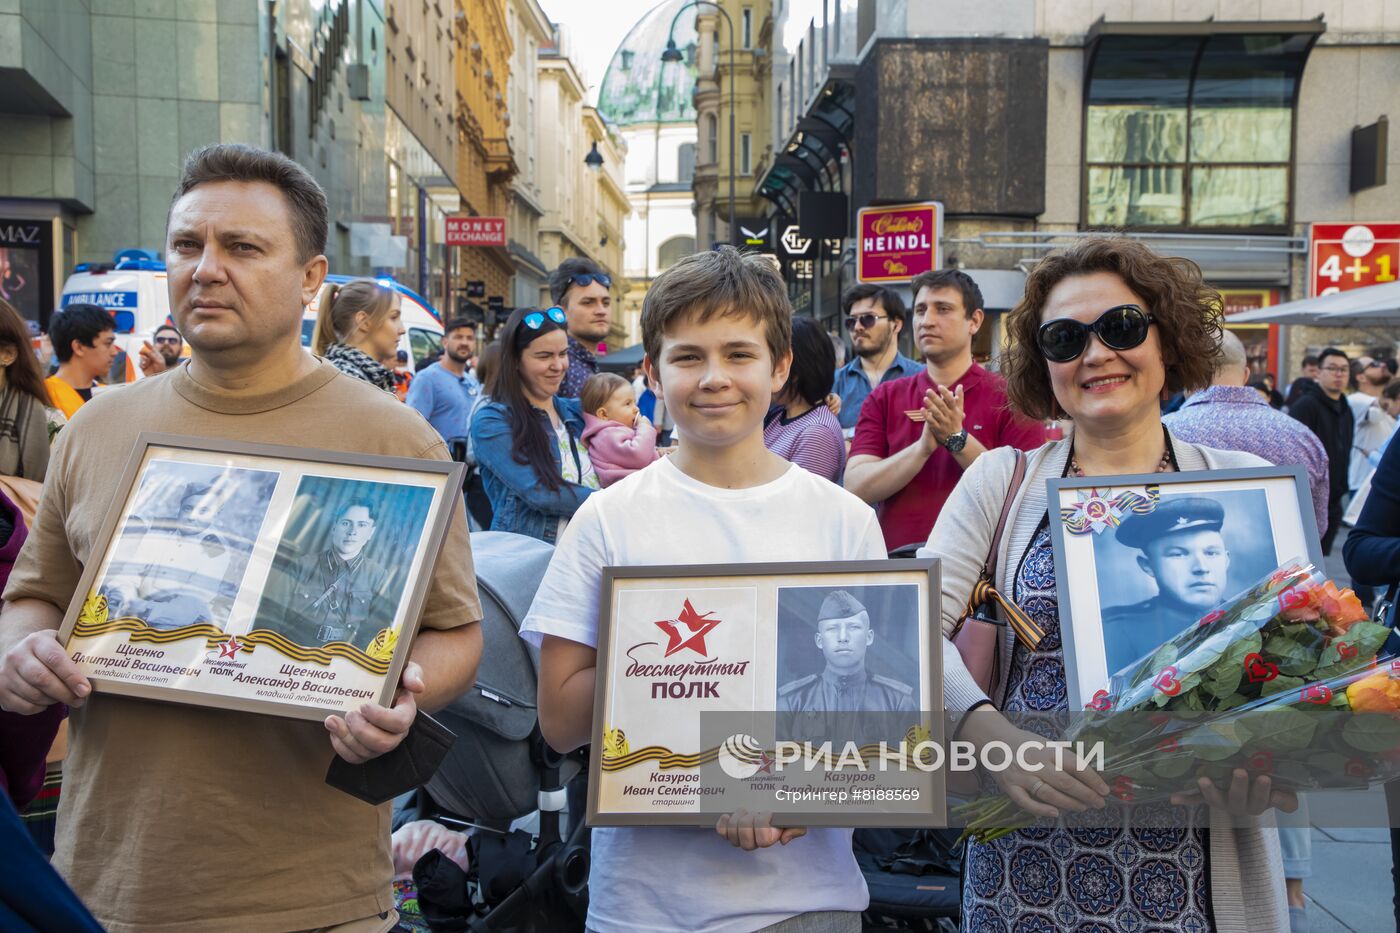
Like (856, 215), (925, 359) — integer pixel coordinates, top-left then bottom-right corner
(948, 449), (1046, 699)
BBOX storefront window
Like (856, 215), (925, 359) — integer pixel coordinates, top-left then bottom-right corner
(1084, 31), (1313, 229)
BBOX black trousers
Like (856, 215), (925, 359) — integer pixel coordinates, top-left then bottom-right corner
(1321, 496), (1343, 555)
(464, 467), (493, 530)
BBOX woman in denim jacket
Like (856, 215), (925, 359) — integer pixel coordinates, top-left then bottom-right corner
(470, 306), (598, 543)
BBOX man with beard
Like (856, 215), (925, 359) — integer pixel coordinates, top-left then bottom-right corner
(830, 284), (921, 435)
(550, 257), (613, 399)
(136, 324), (186, 378)
(406, 317), (481, 444)
(407, 318), (490, 527)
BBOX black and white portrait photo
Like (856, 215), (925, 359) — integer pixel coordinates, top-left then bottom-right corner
(1050, 466), (1322, 710)
(98, 460), (278, 631)
(775, 584), (919, 714)
(1093, 490), (1276, 674)
(250, 476), (435, 652)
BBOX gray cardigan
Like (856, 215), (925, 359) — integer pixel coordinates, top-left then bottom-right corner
(920, 430), (1286, 933)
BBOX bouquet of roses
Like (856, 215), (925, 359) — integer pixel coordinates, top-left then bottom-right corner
(957, 563), (1400, 842)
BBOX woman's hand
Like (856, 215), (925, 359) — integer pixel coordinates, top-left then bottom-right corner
(391, 819), (470, 879)
(1170, 768), (1298, 818)
(715, 808), (806, 850)
(963, 710), (1109, 819)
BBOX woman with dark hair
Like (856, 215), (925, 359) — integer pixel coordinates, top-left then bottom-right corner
(469, 307), (598, 542)
(312, 279), (404, 392)
(763, 316), (844, 482)
(919, 238), (1291, 932)
(0, 298), (53, 480)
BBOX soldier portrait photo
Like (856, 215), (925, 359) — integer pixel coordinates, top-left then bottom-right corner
(1096, 490), (1276, 675)
(250, 475), (435, 652)
(776, 584), (918, 718)
(98, 461), (278, 631)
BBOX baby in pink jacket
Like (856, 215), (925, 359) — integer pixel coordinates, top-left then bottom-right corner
(579, 372), (659, 487)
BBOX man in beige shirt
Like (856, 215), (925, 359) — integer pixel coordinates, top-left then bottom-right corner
(0, 144), (483, 933)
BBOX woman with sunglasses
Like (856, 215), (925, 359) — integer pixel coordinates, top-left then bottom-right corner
(920, 238), (1291, 932)
(469, 306), (598, 543)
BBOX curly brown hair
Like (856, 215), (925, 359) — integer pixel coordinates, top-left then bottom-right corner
(1001, 237), (1223, 421)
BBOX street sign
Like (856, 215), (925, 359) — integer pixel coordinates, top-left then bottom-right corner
(779, 224), (812, 257)
(1309, 222), (1400, 297)
(857, 202), (943, 284)
(466, 280), (485, 299)
(446, 216), (506, 247)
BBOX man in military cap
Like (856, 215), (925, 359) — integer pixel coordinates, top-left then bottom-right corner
(1101, 496), (1232, 673)
(102, 482), (237, 630)
(779, 589), (915, 716)
(259, 499), (395, 651)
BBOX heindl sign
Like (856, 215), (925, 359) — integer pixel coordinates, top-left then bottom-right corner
(856, 202), (943, 284)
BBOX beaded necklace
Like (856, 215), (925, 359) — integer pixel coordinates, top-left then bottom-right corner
(1068, 446), (1175, 477)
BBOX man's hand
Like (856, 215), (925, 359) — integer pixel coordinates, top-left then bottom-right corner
(824, 393), (842, 416)
(325, 660), (425, 763)
(919, 385), (965, 452)
(137, 341), (167, 377)
(715, 808), (807, 850)
(0, 630), (91, 714)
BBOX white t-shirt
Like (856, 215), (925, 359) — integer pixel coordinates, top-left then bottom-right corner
(522, 456), (885, 933)
(554, 420), (599, 539)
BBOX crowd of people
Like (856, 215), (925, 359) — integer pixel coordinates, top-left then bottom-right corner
(0, 142), (1396, 933)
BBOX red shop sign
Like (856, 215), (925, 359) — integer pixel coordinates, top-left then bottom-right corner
(445, 216), (507, 248)
(856, 202), (943, 284)
(1309, 222), (1400, 297)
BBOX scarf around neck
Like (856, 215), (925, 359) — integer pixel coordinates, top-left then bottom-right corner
(324, 343), (394, 393)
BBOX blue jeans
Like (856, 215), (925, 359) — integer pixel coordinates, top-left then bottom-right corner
(1276, 794), (1312, 880)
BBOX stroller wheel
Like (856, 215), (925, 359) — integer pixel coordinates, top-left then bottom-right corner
(554, 843), (589, 896)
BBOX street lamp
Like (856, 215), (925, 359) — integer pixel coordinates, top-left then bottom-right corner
(584, 141), (605, 171)
(663, 1), (735, 246)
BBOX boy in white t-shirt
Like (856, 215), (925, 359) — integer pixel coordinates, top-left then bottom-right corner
(521, 247), (886, 933)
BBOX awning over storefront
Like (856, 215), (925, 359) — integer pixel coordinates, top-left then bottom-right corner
(1227, 281), (1400, 326)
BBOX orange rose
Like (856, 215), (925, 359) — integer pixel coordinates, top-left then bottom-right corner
(1345, 671), (1400, 713)
(1318, 581), (1369, 635)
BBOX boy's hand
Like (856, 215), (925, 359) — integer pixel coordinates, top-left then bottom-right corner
(325, 661), (424, 763)
(715, 808), (806, 850)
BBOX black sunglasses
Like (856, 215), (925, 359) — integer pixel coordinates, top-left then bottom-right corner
(1037, 304), (1155, 363)
(843, 312), (889, 331)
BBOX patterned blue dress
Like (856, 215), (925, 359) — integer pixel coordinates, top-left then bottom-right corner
(960, 524), (1213, 932)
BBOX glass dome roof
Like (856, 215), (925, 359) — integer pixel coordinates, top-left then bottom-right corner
(597, 0), (700, 127)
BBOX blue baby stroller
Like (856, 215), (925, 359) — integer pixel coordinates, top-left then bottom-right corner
(402, 531), (589, 932)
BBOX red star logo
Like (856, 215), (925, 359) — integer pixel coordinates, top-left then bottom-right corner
(217, 636), (241, 659)
(756, 751), (775, 774)
(654, 599), (721, 658)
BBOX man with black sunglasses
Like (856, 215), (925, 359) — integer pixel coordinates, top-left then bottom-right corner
(549, 257), (614, 399)
(830, 284), (922, 435)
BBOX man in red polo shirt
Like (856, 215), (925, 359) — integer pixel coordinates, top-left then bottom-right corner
(846, 269), (1046, 552)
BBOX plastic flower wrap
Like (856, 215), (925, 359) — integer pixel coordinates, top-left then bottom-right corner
(958, 563), (1399, 841)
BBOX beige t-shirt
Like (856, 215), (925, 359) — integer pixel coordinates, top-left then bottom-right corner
(4, 360), (482, 933)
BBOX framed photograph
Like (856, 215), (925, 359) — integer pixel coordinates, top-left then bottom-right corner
(588, 560), (944, 828)
(56, 433), (464, 721)
(1048, 466), (1323, 711)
